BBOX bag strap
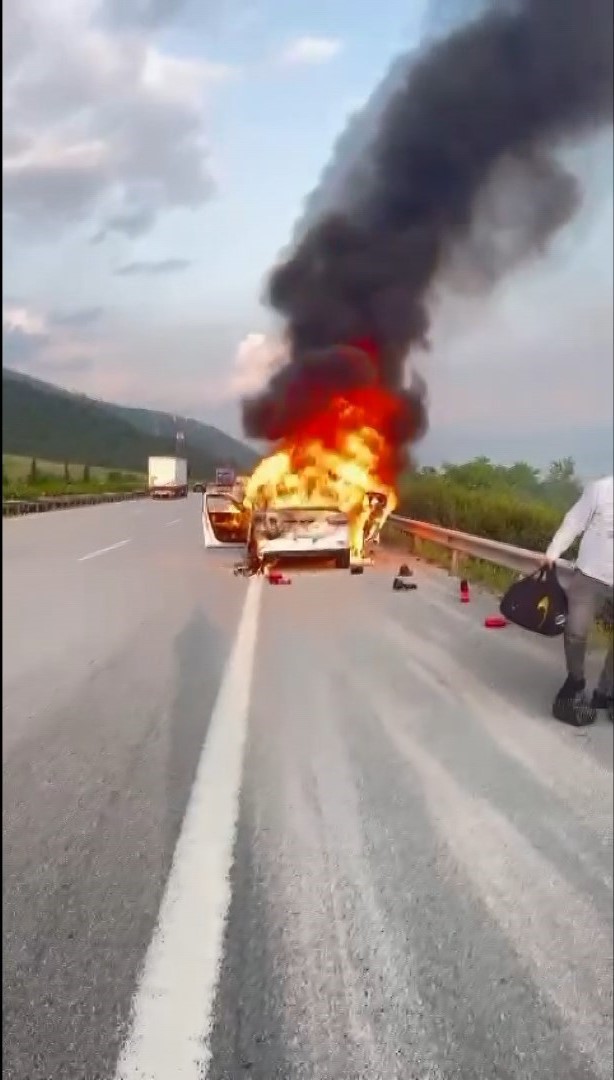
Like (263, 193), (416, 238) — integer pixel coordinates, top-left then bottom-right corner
(527, 566), (549, 582)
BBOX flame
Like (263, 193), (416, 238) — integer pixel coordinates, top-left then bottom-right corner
(244, 383), (400, 556)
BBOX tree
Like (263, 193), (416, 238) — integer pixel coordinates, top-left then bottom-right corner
(504, 462), (541, 495)
(441, 457), (501, 491)
(64, 461), (70, 483)
(83, 463), (91, 482)
(541, 457), (581, 510)
(28, 458), (38, 483)
(547, 457), (577, 484)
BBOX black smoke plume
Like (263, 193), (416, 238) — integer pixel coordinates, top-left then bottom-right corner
(242, 0), (613, 447)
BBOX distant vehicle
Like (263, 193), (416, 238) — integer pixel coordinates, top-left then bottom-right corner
(247, 506), (351, 568)
(148, 456), (188, 499)
(215, 467), (236, 487)
(202, 486), (250, 547)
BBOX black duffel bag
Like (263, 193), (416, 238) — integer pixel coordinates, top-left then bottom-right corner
(499, 565), (568, 636)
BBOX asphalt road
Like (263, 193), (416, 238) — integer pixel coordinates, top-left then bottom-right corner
(3, 495), (612, 1080)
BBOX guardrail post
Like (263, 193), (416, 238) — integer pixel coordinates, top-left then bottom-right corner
(449, 549), (459, 577)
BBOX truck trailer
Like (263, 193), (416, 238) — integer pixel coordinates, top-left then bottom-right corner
(148, 456), (188, 499)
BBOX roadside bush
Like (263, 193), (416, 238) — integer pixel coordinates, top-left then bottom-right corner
(397, 474), (564, 552)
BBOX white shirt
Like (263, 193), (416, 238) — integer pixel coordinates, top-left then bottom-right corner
(546, 475), (614, 586)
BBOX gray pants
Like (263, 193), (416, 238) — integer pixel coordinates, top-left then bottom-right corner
(564, 570), (613, 694)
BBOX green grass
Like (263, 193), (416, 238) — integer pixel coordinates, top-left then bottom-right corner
(397, 473), (563, 551)
(383, 522), (612, 649)
(3, 454), (146, 500)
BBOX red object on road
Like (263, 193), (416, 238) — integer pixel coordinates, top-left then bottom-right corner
(460, 578), (470, 603)
(268, 570), (291, 585)
(485, 615), (507, 629)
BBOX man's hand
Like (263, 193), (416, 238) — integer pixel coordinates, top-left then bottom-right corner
(541, 554), (555, 568)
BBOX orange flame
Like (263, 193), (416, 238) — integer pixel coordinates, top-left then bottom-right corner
(244, 384), (400, 556)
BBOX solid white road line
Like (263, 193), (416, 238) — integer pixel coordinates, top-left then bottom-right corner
(165, 518), (181, 527)
(114, 575), (263, 1080)
(78, 539), (132, 562)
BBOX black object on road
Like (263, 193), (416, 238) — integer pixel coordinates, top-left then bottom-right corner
(500, 565), (568, 636)
(398, 564), (413, 577)
(350, 565), (365, 575)
(393, 577), (417, 591)
(233, 555), (264, 577)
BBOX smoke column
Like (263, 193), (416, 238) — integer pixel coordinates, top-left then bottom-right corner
(242, 0), (613, 453)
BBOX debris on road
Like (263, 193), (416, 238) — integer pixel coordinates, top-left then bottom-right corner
(398, 563), (413, 577)
(393, 577), (418, 591)
(460, 578), (470, 603)
(485, 615), (508, 629)
(268, 570), (292, 585)
(233, 557), (264, 577)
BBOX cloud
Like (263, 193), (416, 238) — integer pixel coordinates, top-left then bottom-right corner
(3, 0), (238, 240)
(3, 326), (51, 368)
(230, 332), (287, 396)
(2, 299), (253, 418)
(114, 258), (192, 276)
(51, 306), (106, 328)
(100, 0), (191, 29)
(3, 304), (52, 367)
(278, 36), (343, 67)
(3, 301), (101, 376)
(91, 208), (157, 243)
(99, 0), (258, 34)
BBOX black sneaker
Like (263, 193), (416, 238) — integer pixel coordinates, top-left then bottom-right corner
(591, 690), (614, 711)
(552, 677), (596, 727)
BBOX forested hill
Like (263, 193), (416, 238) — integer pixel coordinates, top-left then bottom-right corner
(2, 368), (257, 477)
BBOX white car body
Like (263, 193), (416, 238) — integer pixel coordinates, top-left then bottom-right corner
(248, 506), (351, 567)
(202, 487), (250, 548)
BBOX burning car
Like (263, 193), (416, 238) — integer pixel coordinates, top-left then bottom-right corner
(246, 506), (352, 568)
(363, 491), (389, 547)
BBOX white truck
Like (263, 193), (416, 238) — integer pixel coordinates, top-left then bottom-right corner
(148, 456), (188, 499)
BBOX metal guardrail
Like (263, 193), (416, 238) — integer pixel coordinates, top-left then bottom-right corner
(388, 514), (575, 585)
(3, 490), (148, 517)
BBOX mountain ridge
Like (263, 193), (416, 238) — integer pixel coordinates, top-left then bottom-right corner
(2, 367), (257, 477)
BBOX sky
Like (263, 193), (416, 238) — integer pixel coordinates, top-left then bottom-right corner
(3, 0), (613, 475)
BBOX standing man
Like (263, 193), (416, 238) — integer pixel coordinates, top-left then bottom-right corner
(544, 474), (613, 726)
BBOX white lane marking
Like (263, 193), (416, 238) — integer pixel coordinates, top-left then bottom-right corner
(164, 518), (181, 527)
(115, 575), (263, 1080)
(78, 539), (132, 562)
